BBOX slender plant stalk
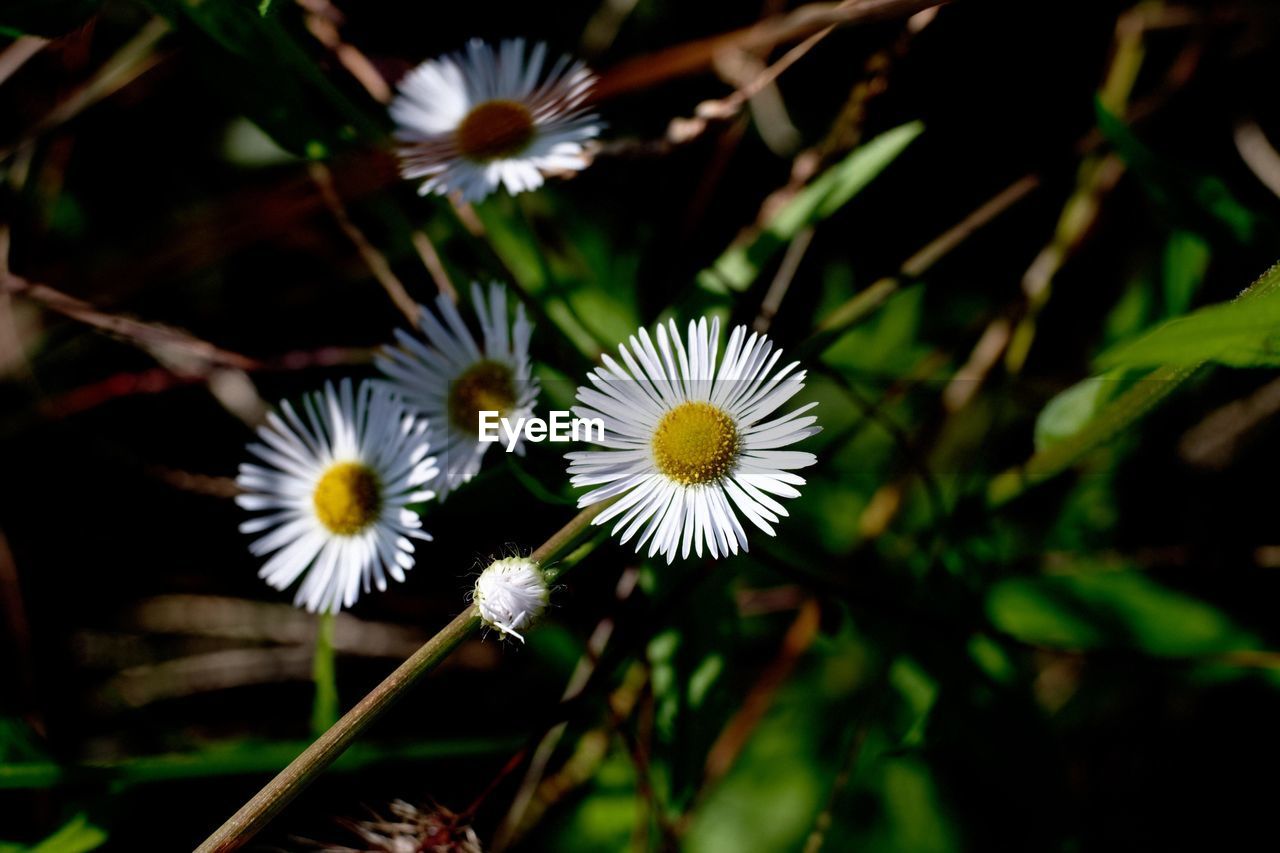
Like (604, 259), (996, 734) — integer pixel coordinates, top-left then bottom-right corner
(195, 501), (614, 853)
(310, 612), (339, 736)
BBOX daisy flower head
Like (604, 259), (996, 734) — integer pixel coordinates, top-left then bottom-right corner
(390, 38), (601, 203)
(566, 318), (820, 564)
(473, 557), (549, 642)
(236, 379), (437, 614)
(376, 282), (537, 499)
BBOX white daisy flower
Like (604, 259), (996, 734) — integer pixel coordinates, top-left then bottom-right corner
(236, 379), (438, 614)
(390, 38), (602, 203)
(473, 557), (549, 642)
(376, 282), (538, 500)
(567, 318), (820, 564)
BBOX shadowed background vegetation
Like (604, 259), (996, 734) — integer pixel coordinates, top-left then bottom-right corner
(4, 0), (1280, 850)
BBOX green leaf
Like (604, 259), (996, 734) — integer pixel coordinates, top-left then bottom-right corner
(987, 579), (1105, 649)
(550, 751), (640, 853)
(0, 718), (47, 763)
(1033, 371), (1126, 451)
(1097, 286), (1280, 370)
(990, 258), (1280, 506)
(988, 570), (1259, 656)
(219, 117), (299, 167)
(698, 121), (924, 294)
(967, 634), (1015, 684)
(682, 689), (831, 853)
(1, 815), (108, 853)
(889, 657), (937, 747)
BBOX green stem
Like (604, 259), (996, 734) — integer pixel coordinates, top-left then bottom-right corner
(194, 500), (615, 853)
(310, 612), (339, 736)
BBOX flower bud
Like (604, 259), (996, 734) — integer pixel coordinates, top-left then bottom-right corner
(474, 557), (548, 642)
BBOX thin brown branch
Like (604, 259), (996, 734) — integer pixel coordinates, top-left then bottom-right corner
(0, 18), (171, 162)
(714, 47), (801, 155)
(309, 161), (421, 324)
(1234, 119), (1280, 200)
(595, 3), (859, 159)
(297, 0), (393, 104)
(754, 226), (814, 332)
(0, 271), (261, 371)
(809, 173), (1042, 345)
(943, 4), (1148, 410)
(592, 0), (949, 100)
(811, 6), (1204, 358)
(1179, 374), (1280, 470)
(144, 466), (243, 498)
(0, 35), (49, 87)
(0, 226), (31, 380)
(733, 8), (936, 303)
(410, 230), (458, 301)
(31, 347), (369, 420)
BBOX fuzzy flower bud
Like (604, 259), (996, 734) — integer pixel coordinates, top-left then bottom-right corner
(474, 557), (549, 642)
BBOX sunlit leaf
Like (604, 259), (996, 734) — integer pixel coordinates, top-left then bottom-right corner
(1097, 284), (1280, 369)
(0, 814), (108, 853)
(1033, 372), (1125, 451)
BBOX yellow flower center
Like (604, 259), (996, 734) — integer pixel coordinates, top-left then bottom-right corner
(313, 462), (382, 535)
(651, 401), (740, 486)
(455, 99), (536, 162)
(449, 359), (517, 434)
